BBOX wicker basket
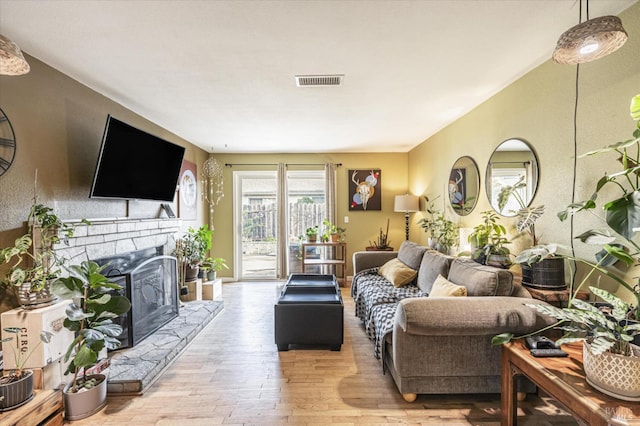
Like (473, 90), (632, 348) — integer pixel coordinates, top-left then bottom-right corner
(583, 341), (640, 401)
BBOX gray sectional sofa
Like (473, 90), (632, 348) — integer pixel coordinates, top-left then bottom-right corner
(351, 241), (551, 402)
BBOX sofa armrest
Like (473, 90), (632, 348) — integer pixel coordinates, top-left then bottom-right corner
(395, 297), (554, 336)
(352, 251), (398, 274)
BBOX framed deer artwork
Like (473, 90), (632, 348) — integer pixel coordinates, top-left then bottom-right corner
(348, 169), (381, 211)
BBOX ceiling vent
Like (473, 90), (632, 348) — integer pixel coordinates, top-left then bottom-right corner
(295, 74), (344, 87)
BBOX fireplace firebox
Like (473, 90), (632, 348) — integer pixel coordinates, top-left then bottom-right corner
(94, 247), (179, 349)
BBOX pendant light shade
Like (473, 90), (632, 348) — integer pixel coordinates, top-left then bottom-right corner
(0, 34), (30, 75)
(552, 15), (628, 65)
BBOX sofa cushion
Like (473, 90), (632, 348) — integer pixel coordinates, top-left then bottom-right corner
(417, 250), (454, 294)
(397, 240), (427, 271)
(429, 275), (467, 297)
(379, 258), (417, 287)
(447, 258), (513, 296)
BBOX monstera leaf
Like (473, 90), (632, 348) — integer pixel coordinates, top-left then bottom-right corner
(604, 191), (640, 240)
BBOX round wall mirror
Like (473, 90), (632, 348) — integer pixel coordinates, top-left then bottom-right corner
(449, 156), (480, 216)
(485, 138), (539, 217)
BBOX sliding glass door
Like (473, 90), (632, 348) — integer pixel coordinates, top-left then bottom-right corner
(233, 168), (325, 280)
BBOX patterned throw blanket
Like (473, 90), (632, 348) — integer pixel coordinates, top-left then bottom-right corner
(351, 268), (424, 360)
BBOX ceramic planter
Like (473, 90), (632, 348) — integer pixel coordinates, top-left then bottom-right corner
(206, 270), (217, 281)
(521, 257), (566, 290)
(185, 265), (199, 281)
(583, 341), (640, 401)
(0, 370), (34, 411)
(18, 280), (57, 309)
(63, 374), (107, 421)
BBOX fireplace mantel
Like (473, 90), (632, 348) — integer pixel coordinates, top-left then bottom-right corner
(53, 218), (181, 267)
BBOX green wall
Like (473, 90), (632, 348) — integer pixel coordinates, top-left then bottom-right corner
(408, 2), (640, 300)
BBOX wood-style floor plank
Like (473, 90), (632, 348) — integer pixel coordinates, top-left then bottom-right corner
(69, 282), (577, 425)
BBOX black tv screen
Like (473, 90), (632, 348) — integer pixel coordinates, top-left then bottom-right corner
(90, 116), (186, 201)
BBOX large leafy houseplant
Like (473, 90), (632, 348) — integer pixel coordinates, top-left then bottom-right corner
(0, 200), (76, 307)
(52, 261), (131, 393)
(418, 199), (458, 254)
(466, 210), (511, 267)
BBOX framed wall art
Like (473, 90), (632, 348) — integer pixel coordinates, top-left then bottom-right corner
(348, 169), (381, 211)
(178, 159), (197, 220)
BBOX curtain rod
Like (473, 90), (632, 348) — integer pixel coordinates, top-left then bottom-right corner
(490, 161), (531, 165)
(224, 163), (342, 167)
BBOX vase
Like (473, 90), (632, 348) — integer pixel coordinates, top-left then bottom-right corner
(62, 374), (107, 420)
(583, 341), (640, 401)
(17, 281), (57, 309)
(0, 370), (34, 411)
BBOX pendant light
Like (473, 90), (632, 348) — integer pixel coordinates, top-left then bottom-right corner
(552, 0), (627, 65)
(0, 34), (30, 75)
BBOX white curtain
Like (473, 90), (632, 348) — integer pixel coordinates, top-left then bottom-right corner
(276, 163), (288, 279)
(324, 163), (338, 226)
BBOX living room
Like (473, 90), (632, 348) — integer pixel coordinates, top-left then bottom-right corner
(1, 1), (640, 424)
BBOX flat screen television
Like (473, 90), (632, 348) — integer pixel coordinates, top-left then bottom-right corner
(90, 115), (186, 201)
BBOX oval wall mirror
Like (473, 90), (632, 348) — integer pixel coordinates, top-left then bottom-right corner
(485, 138), (539, 217)
(449, 156), (480, 216)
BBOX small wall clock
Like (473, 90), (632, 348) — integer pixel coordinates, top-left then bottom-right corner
(0, 107), (17, 177)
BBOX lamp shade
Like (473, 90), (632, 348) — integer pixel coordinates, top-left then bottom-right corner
(552, 15), (628, 65)
(0, 34), (30, 75)
(394, 194), (419, 213)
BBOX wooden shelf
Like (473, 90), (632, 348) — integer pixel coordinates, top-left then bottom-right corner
(301, 242), (347, 285)
(0, 389), (63, 426)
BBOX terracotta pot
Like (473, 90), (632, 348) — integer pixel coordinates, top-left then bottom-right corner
(583, 341), (640, 401)
(63, 374), (107, 420)
(0, 370), (34, 411)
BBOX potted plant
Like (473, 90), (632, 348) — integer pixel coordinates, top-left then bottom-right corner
(367, 219), (393, 251)
(174, 225), (213, 282)
(200, 257), (228, 281)
(51, 260), (131, 420)
(498, 178), (565, 288)
(305, 226), (319, 243)
(0, 199), (76, 308)
(494, 93), (640, 401)
(0, 328), (52, 411)
(322, 219), (345, 243)
(418, 200), (458, 254)
(466, 210), (511, 267)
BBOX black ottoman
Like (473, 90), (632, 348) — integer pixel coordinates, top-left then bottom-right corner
(274, 274), (343, 351)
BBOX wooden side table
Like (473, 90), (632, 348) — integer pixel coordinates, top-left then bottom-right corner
(301, 242), (347, 286)
(526, 287), (590, 308)
(501, 340), (640, 425)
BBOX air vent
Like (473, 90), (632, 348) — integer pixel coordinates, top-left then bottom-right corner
(295, 74), (344, 87)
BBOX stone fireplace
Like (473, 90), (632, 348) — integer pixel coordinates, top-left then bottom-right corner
(54, 218), (181, 348)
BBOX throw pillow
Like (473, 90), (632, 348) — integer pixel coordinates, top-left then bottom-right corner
(378, 258), (417, 287)
(429, 274), (468, 297)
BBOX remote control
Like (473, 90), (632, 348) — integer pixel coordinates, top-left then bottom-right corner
(530, 348), (568, 357)
(525, 335), (558, 349)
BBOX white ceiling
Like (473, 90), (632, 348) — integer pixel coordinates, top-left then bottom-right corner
(0, 0), (636, 154)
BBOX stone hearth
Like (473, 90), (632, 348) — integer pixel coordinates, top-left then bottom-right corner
(107, 300), (224, 395)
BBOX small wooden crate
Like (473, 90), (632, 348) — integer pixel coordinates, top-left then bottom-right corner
(180, 279), (202, 302)
(202, 278), (222, 300)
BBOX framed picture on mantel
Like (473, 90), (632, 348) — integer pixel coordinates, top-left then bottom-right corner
(178, 160), (197, 220)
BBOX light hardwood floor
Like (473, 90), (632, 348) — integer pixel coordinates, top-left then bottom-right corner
(73, 282), (577, 425)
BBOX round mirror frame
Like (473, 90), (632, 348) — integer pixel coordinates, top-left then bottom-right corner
(449, 155), (480, 216)
(485, 138), (539, 217)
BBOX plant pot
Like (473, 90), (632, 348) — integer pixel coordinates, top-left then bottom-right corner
(63, 374), (107, 421)
(0, 370), (34, 411)
(486, 254), (510, 269)
(18, 281), (57, 310)
(185, 265), (199, 281)
(365, 246), (394, 251)
(206, 270), (217, 281)
(330, 234), (340, 242)
(583, 341), (640, 401)
(521, 257), (566, 290)
(307, 236), (317, 243)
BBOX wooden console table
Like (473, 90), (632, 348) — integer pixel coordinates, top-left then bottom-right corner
(502, 340), (640, 425)
(301, 242), (347, 286)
